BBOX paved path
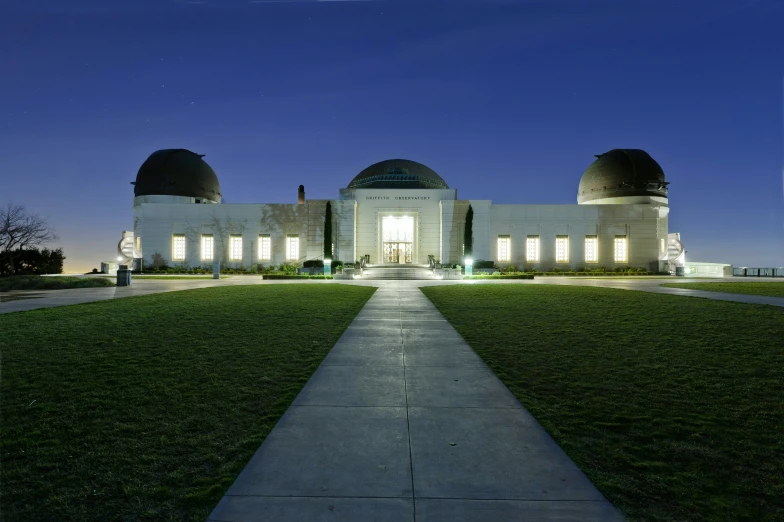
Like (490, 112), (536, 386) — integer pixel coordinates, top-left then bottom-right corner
(0, 276), (285, 314)
(3, 276), (784, 315)
(208, 282), (624, 521)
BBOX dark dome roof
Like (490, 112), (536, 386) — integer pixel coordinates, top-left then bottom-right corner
(348, 159), (448, 189)
(133, 149), (222, 201)
(577, 149), (668, 203)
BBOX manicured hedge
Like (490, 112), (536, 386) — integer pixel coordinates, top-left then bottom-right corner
(262, 274), (333, 280)
(463, 274), (535, 280)
(472, 260), (496, 269)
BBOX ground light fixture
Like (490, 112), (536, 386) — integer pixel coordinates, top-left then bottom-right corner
(464, 257), (473, 276)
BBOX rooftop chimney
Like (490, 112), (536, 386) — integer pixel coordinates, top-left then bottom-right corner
(298, 185), (305, 205)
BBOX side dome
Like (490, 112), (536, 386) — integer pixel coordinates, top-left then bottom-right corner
(348, 159), (448, 189)
(577, 149), (668, 204)
(133, 149), (222, 202)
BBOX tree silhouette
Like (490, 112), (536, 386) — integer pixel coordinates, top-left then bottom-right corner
(464, 204), (473, 257)
(324, 201), (332, 259)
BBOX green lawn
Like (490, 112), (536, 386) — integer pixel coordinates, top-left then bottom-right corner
(661, 281), (784, 298)
(420, 285), (784, 522)
(0, 285), (375, 520)
(0, 275), (116, 292)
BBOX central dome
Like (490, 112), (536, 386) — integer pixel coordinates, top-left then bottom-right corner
(348, 159), (448, 189)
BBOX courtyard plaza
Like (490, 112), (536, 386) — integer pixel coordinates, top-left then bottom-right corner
(2, 276), (782, 521)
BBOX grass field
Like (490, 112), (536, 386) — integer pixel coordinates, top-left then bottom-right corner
(0, 285), (375, 520)
(421, 285), (784, 522)
(661, 281), (784, 298)
(0, 275), (116, 292)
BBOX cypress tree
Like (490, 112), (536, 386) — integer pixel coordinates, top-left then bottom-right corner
(464, 204), (473, 257)
(324, 201), (333, 259)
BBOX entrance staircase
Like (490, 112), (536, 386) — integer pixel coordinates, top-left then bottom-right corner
(360, 264), (439, 280)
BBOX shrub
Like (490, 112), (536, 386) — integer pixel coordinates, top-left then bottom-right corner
(262, 274), (334, 280)
(303, 259), (324, 268)
(473, 260), (495, 269)
(150, 252), (168, 269)
(463, 274), (534, 280)
(278, 262), (299, 275)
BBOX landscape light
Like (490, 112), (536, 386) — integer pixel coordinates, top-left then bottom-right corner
(464, 257), (473, 277)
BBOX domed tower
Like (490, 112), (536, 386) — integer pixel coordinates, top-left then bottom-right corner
(348, 159), (448, 189)
(577, 149), (668, 205)
(132, 149), (222, 204)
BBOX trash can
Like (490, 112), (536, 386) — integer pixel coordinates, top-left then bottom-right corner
(117, 264), (132, 286)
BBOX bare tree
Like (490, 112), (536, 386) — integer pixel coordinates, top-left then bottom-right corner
(0, 203), (58, 274)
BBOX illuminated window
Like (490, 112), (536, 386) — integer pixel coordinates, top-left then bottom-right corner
(229, 235), (243, 261)
(555, 236), (569, 263)
(135, 236), (142, 252)
(258, 234), (271, 260)
(614, 236), (628, 263)
(584, 236), (598, 263)
(201, 235), (214, 261)
(526, 236), (540, 262)
(287, 235), (299, 261)
(497, 235), (510, 262)
(660, 238), (665, 253)
(172, 235), (185, 261)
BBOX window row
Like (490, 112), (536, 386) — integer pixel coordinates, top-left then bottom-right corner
(497, 235), (628, 263)
(172, 234), (299, 262)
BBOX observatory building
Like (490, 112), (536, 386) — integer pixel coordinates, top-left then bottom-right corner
(125, 149), (682, 272)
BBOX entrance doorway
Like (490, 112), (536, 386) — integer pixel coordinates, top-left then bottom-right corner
(383, 242), (412, 264)
(382, 215), (414, 264)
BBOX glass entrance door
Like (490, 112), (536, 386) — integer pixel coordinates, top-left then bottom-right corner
(382, 215), (414, 264)
(383, 242), (413, 264)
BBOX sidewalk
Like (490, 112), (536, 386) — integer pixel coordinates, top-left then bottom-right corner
(208, 281), (623, 521)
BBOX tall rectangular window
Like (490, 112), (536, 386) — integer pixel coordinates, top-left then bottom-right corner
(201, 234), (214, 261)
(526, 236), (540, 262)
(614, 236), (628, 263)
(584, 236), (598, 263)
(497, 236), (510, 262)
(286, 235), (299, 261)
(229, 235), (243, 261)
(555, 236), (569, 263)
(258, 234), (271, 260)
(172, 234), (186, 261)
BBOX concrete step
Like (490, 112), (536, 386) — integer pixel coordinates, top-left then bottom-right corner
(361, 267), (438, 280)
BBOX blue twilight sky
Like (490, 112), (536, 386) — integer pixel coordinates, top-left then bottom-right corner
(1, 0), (783, 272)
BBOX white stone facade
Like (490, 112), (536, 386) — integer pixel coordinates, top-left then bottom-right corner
(133, 186), (670, 271)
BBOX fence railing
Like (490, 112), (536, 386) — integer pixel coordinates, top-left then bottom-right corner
(733, 267), (784, 277)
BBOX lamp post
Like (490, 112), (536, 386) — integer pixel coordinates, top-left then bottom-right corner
(464, 257), (473, 277)
(324, 258), (332, 277)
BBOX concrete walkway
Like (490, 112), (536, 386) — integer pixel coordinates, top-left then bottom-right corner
(208, 282), (624, 521)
